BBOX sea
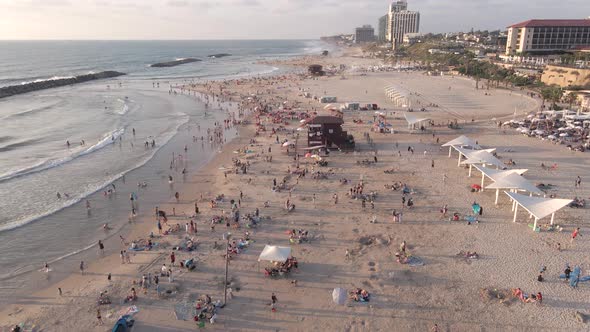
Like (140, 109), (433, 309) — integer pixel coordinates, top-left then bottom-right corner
(0, 40), (328, 302)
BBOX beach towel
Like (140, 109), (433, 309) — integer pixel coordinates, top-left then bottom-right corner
(116, 306), (139, 318)
(407, 256), (424, 266)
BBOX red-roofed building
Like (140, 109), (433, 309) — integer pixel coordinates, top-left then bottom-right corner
(505, 19), (590, 55)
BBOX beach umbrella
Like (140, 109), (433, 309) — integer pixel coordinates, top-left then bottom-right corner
(332, 288), (347, 305)
(296, 127), (304, 131)
(548, 135), (557, 140)
(560, 133), (568, 137)
(324, 104), (333, 110)
(282, 141), (294, 147)
(558, 127), (568, 131)
(305, 153), (311, 158)
(300, 119), (307, 123)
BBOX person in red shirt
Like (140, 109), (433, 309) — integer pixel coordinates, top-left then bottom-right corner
(571, 228), (581, 244)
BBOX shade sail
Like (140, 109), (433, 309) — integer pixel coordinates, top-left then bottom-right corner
(455, 146), (496, 159)
(461, 150), (505, 169)
(258, 245), (291, 263)
(486, 173), (543, 195)
(505, 192), (572, 220)
(473, 165), (528, 181)
(404, 113), (430, 125)
(442, 135), (481, 149)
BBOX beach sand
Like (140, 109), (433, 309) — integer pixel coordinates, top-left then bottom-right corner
(2, 52), (590, 332)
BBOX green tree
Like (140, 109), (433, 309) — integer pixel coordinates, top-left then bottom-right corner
(564, 92), (578, 110)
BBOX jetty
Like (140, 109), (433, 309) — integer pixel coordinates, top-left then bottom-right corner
(0, 71), (126, 99)
(208, 53), (232, 58)
(150, 58), (201, 68)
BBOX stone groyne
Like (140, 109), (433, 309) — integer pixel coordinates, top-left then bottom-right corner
(150, 58), (201, 67)
(0, 71), (126, 99)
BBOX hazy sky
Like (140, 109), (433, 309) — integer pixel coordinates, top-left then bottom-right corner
(0, 0), (588, 40)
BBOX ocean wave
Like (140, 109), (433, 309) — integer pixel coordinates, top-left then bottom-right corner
(19, 75), (76, 85)
(114, 98), (130, 115)
(0, 114), (188, 234)
(1, 99), (65, 120)
(0, 127), (126, 183)
(0, 138), (43, 153)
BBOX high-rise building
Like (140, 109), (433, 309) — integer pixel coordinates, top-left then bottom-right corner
(389, 0), (407, 13)
(378, 15), (389, 42)
(505, 19), (590, 55)
(386, 0), (420, 49)
(355, 25), (375, 44)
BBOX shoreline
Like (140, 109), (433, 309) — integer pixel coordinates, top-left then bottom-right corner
(0, 81), (236, 305)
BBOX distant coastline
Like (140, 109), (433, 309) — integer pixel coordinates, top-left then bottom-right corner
(0, 71), (125, 99)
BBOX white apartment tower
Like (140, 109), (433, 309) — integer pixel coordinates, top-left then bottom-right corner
(387, 0), (420, 49)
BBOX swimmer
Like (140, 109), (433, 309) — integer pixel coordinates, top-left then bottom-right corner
(168, 175), (173, 183)
(103, 223), (111, 230)
(57, 192), (61, 199)
(86, 200), (91, 209)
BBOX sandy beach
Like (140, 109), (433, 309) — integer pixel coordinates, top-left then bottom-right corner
(3, 50), (590, 332)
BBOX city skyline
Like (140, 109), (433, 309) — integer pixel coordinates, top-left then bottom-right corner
(0, 0), (588, 40)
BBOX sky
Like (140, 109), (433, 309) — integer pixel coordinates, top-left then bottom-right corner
(0, 0), (588, 40)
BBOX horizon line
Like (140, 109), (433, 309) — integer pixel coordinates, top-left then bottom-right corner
(0, 38), (319, 42)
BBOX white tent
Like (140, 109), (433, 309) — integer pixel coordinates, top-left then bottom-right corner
(404, 113), (430, 130)
(486, 173), (543, 204)
(258, 245), (291, 263)
(504, 192), (573, 230)
(472, 164), (528, 188)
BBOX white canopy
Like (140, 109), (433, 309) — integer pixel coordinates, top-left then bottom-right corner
(442, 135), (481, 149)
(504, 192), (573, 230)
(472, 164), (528, 188)
(486, 173), (543, 204)
(404, 113), (430, 126)
(454, 146), (496, 166)
(461, 149), (506, 169)
(258, 245), (291, 263)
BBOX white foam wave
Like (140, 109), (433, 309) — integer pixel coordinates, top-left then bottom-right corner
(19, 75), (76, 85)
(0, 114), (188, 233)
(0, 128), (126, 183)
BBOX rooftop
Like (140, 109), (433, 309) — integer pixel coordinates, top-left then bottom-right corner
(308, 116), (344, 125)
(508, 19), (590, 28)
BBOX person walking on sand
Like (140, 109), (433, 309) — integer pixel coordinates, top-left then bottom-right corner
(120, 250), (125, 264)
(79, 261), (85, 274)
(124, 250), (131, 263)
(575, 176), (581, 188)
(571, 227), (581, 244)
(271, 292), (278, 312)
(175, 191), (180, 202)
(97, 309), (103, 325)
(170, 251), (176, 266)
(333, 193), (338, 205)
(98, 240), (104, 256)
